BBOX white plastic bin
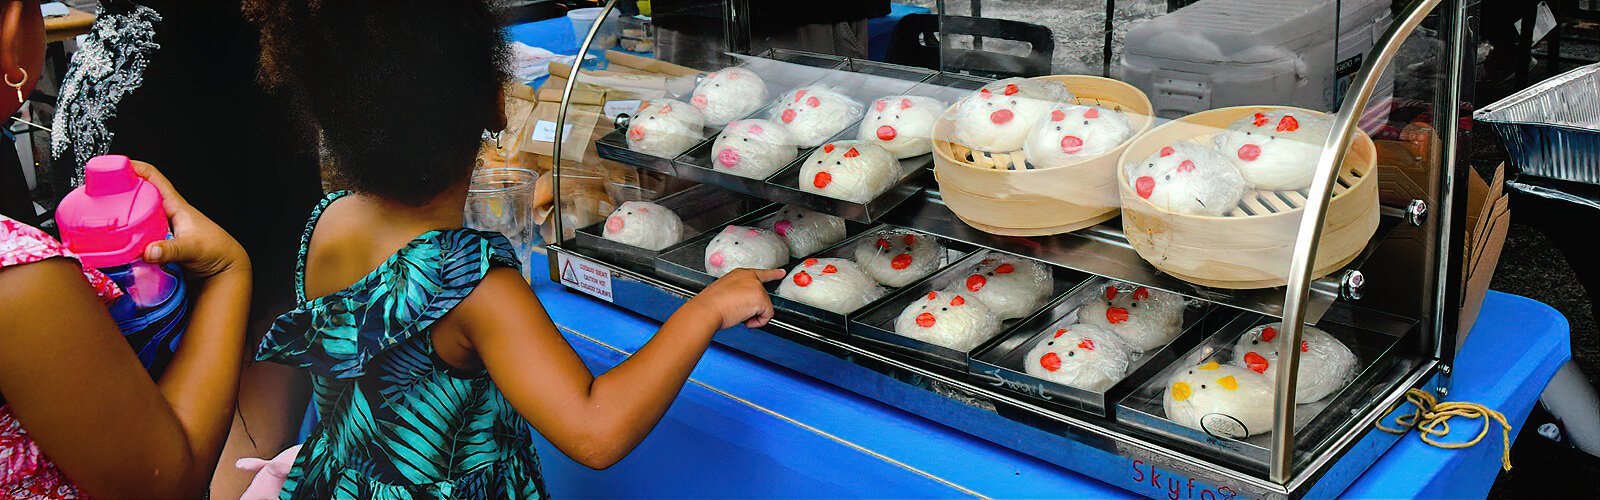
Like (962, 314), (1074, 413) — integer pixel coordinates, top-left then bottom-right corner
(1119, 0), (1393, 125)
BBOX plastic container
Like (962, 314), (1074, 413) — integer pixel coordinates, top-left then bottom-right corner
(1119, 0), (1393, 121)
(55, 155), (189, 379)
(568, 7), (621, 50)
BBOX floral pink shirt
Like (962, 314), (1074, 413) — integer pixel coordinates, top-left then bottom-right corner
(0, 216), (124, 499)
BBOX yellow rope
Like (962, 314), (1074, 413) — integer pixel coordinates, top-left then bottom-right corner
(1375, 388), (1513, 471)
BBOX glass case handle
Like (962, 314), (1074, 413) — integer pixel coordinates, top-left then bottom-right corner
(552, 0), (621, 271)
(1271, 0), (1447, 484)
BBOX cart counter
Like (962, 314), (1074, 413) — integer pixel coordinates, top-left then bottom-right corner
(525, 252), (1569, 499)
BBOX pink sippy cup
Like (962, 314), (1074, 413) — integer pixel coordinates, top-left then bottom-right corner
(56, 155), (179, 307)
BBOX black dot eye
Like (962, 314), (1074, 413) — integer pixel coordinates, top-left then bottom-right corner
(941, 307), (947, 311)
(1010, 100), (1018, 105)
(1164, 175), (1171, 180)
(1056, 126), (1062, 131)
(1083, 120), (1090, 125)
(1131, 302), (1139, 308)
(743, 138), (749, 142)
(625, 211), (632, 215)
(835, 161), (842, 165)
(1047, 341), (1054, 346)
(894, 114), (900, 119)
(1068, 351), (1076, 357)
(734, 241), (740, 245)
(649, 116), (656, 120)
(795, 214), (804, 219)
(1251, 340), (1259, 345)
(1188, 370), (1194, 374)
(1246, 131), (1251, 136)
(1201, 384), (1207, 389)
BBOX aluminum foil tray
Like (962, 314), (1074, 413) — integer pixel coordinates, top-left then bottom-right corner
(1475, 62), (1600, 184)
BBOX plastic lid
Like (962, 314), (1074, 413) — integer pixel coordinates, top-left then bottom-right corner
(55, 155), (169, 269)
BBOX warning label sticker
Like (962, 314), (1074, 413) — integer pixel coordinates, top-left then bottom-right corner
(557, 252), (614, 303)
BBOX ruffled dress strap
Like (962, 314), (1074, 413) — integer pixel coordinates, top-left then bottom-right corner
(292, 191), (351, 305)
(0, 216), (123, 304)
(256, 197), (520, 379)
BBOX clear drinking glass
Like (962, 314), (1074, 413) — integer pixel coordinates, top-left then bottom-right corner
(466, 168), (540, 279)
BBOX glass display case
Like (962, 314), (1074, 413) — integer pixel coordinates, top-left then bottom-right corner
(541, 0), (1469, 497)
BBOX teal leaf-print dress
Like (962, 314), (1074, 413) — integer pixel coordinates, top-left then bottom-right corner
(258, 192), (546, 499)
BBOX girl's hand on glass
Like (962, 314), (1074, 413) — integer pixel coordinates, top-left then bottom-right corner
(131, 160), (251, 279)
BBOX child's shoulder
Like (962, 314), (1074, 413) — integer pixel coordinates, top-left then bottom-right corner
(259, 226), (521, 378)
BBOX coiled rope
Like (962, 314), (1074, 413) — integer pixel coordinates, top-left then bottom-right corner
(1376, 388), (1513, 471)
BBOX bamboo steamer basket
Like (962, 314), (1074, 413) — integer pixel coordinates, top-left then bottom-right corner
(932, 76), (1154, 236)
(1116, 106), (1380, 289)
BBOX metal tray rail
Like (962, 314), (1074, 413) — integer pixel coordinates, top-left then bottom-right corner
(885, 191), (1404, 326)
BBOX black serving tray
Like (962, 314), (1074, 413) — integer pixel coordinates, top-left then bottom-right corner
(848, 250), (1088, 373)
(572, 184), (771, 272)
(765, 225), (975, 338)
(967, 278), (1224, 417)
(1113, 306), (1421, 473)
(654, 204), (874, 290)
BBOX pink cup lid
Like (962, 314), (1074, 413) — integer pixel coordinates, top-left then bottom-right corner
(54, 155), (169, 269)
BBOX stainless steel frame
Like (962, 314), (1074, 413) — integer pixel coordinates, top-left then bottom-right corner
(1272, 0), (1443, 482)
(547, 0), (1467, 497)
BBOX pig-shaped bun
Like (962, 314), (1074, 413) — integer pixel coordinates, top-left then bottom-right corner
(1077, 282), (1186, 352)
(952, 78), (1074, 153)
(853, 230), (944, 288)
(958, 255), (1052, 320)
(760, 205), (847, 257)
(1023, 324), (1134, 392)
(691, 67), (769, 125)
(893, 290), (1002, 352)
(1229, 323), (1357, 403)
(1213, 110), (1333, 191)
(626, 99), (706, 158)
(799, 140), (899, 203)
(1025, 104), (1135, 169)
(1125, 142), (1249, 216)
(600, 201), (684, 251)
(775, 257), (885, 314)
(711, 119), (798, 179)
(704, 225), (791, 277)
(1164, 362), (1275, 438)
(769, 86), (863, 147)
(858, 95), (946, 159)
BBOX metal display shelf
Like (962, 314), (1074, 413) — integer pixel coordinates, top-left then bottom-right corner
(547, 0), (1468, 498)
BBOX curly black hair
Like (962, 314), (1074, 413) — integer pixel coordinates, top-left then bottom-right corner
(244, 0), (509, 206)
